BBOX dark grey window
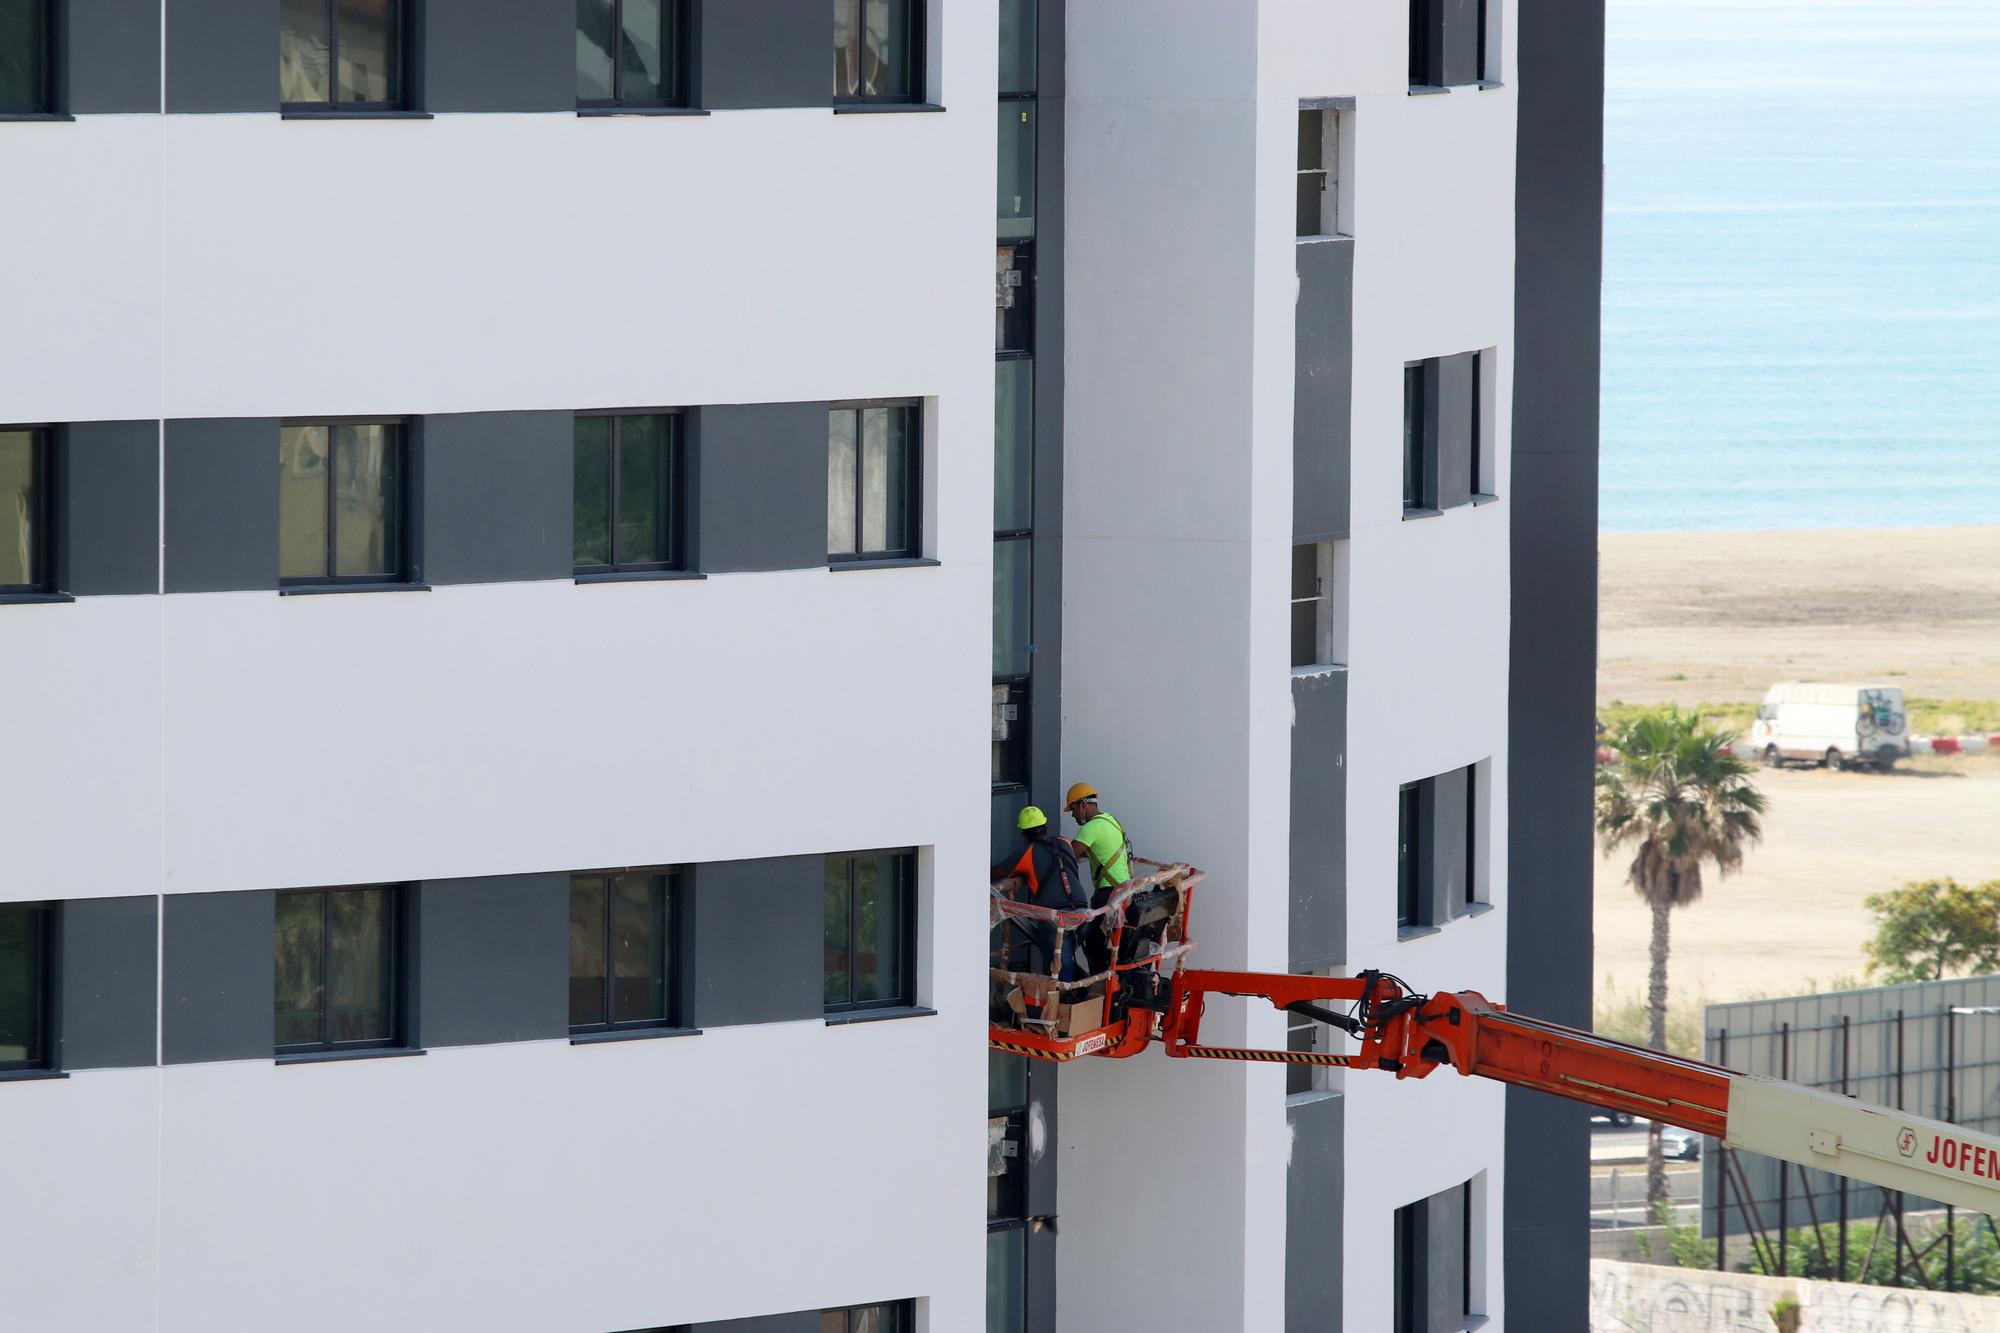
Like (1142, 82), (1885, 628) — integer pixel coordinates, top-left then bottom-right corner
(833, 0), (922, 104)
(577, 0), (686, 108)
(1396, 783), (1421, 928)
(828, 402), (919, 562)
(0, 0), (49, 114)
(824, 852), (914, 1014)
(0, 427), (49, 594)
(991, 679), (1029, 789)
(0, 903), (51, 1071)
(1402, 362), (1431, 513)
(998, 102), (1035, 240)
(995, 242), (1033, 353)
(1407, 0), (1435, 88)
(821, 1303), (912, 1333)
(568, 870), (678, 1033)
(275, 885), (404, 1054)
(1394, 1181), (1476, 1333)
(281, 0), (406, 109)
(279, 422), (409, 586)
(574, 413), (684, 574)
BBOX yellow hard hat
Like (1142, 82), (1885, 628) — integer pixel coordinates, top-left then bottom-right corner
(1017, 805), (1048, 831)
(1064, 782), (1098, 808)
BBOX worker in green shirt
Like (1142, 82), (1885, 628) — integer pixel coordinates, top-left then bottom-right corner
(1064, 781), (1131, 974)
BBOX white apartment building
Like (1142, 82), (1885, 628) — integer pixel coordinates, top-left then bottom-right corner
(1, 2), (1601, 1331)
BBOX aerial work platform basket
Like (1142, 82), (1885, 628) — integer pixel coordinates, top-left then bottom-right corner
(987, 858), (1203, 1062)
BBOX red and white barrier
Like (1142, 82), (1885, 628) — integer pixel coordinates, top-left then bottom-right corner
(1912, 734), (1997, 755)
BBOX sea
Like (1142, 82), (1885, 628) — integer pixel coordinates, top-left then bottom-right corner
(1602, 0), (2000, 533)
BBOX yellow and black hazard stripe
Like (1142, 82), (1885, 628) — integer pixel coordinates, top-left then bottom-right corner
(989, 1037), (1088, 1062)
(1179, 1045), (1355, 1066)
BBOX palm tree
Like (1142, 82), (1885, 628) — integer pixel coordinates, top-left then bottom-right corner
(1596, 707), (1767, 1208)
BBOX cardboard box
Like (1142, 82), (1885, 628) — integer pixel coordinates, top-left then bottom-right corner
(1059, 995), (1105, 1037)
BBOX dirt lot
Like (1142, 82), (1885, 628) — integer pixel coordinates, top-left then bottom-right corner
(1592, 755), (2000, 1003)
(1595, 526), (2000, 1005)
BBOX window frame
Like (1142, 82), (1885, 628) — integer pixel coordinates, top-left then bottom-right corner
(567, 867), (683, 1036)
(0, 0), (53, 116)
(1402, 362), (1433, 514)
(278, 417), (415, 590)
(823, 849), (918, 1016)
(572, 410), (688, 576)
(0, 425), (52, 596)
(279, 0), (413, 113)
(273, 884), (409, 1058)
(576, 0), (690, 110)
(832, 0), (926, 107)
(0, 901), (53, 1073)
(1396, 782), (1424, 929)
(827, 400), (922, 565)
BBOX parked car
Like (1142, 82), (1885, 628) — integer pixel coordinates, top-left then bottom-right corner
(1748, 681), (1910, 771)
(1660, 1125), (1702, 1161)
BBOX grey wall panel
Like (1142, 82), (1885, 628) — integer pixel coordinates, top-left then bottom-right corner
(422, 0), (576, 111)
(1434, 352), (1475, 511)
(164, 418), (278, 593)
(162, 890), (275, 1064)
(166, 0), (281, 112)
(692, 402), (830, 573)
(64, 0), (163, 113)
(687, 856), (823, 1027)
(691, 1314), (819, 1333)
(1505, 0), (1602, 1324)
(1293, 239), (1353, 542)
(416, 874), (569, 1047)
(1288, 670), (1347, 971)
(421, 411), (574, 585)
(58, 896), (158, 1070)
(1440, 0), (1482, 86)
(1284, 1093), (1343, 1333)
(694, 0), (829, 110)
(1427, 1184), (1468, 1333)
(58, 421), (159, 595)
(1428, 764), (1469, 922)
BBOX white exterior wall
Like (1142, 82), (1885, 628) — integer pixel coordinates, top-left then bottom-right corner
(0, 6), (998, 1330)
(1062, 2), (1516, 1330)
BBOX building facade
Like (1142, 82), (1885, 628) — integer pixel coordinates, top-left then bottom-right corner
(1, 2), (1599, 1330)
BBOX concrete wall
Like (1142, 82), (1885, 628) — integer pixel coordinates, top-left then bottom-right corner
(0, 3), (997, 1328)
(1060, 1), (1514, 1329)
(1590, 1259), (2000, 1333)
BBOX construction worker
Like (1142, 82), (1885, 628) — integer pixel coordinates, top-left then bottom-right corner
(1064, 782), (1131, 895)
(993, 806), (1087, 982)
(1064, 782), (1131, 975)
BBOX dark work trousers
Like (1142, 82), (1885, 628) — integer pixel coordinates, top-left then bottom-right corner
(1007, 918), (1078, 983)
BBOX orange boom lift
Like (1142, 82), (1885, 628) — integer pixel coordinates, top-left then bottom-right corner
(989, 864), (2000, 1212)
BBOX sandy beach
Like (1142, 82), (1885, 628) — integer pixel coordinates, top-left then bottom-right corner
(1594, 525), (2000, 1005)
(1597, 525), (2000, 708)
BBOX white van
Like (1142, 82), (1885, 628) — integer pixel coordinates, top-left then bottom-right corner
(1748, 682), (1910, 771)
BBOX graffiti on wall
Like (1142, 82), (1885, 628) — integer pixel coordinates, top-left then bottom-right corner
(1590, 1259), (2000, 1333)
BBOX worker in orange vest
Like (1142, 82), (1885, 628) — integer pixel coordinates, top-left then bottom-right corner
(993, 805), (1087, 981)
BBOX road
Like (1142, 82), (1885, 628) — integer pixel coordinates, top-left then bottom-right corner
(1590, 1118), (1704, 1229)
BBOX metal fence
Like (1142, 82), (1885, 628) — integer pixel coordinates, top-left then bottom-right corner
(1701, 975), (2000, 1286)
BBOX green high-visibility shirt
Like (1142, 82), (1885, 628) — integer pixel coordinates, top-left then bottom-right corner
(1074, 813), (1131, 890)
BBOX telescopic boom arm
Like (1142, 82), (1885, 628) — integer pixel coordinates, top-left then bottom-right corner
(1161, 968), (2000, 1215)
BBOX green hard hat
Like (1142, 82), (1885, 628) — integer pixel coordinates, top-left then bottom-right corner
(1017, 805), (1049, 831)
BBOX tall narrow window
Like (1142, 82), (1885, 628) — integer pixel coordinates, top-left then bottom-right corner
(279, 422), (409, 586)
(828, 403), (919, 563)
(1465, 765), (1479, 909)
(1397, 783), (1422, 928)
(0, 427), (48, 594)
(824, 852), (915, 1014)
(275, 886), (403, 1054)
(577, 0), (685, 108)
(0, 903), (50, 1072)
(0, 0), (49, 114)
(1402, 363), (1431, 513)
(569, 871), (677, 1033)
(833, 0), (921, 104)
(280, 0), (406, 109)
(1290, 543), (1326, 669)
(1407, 0), (1436, 88)
(1392, 1198), (1420, 1333)
(574, 413), (684, 574)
